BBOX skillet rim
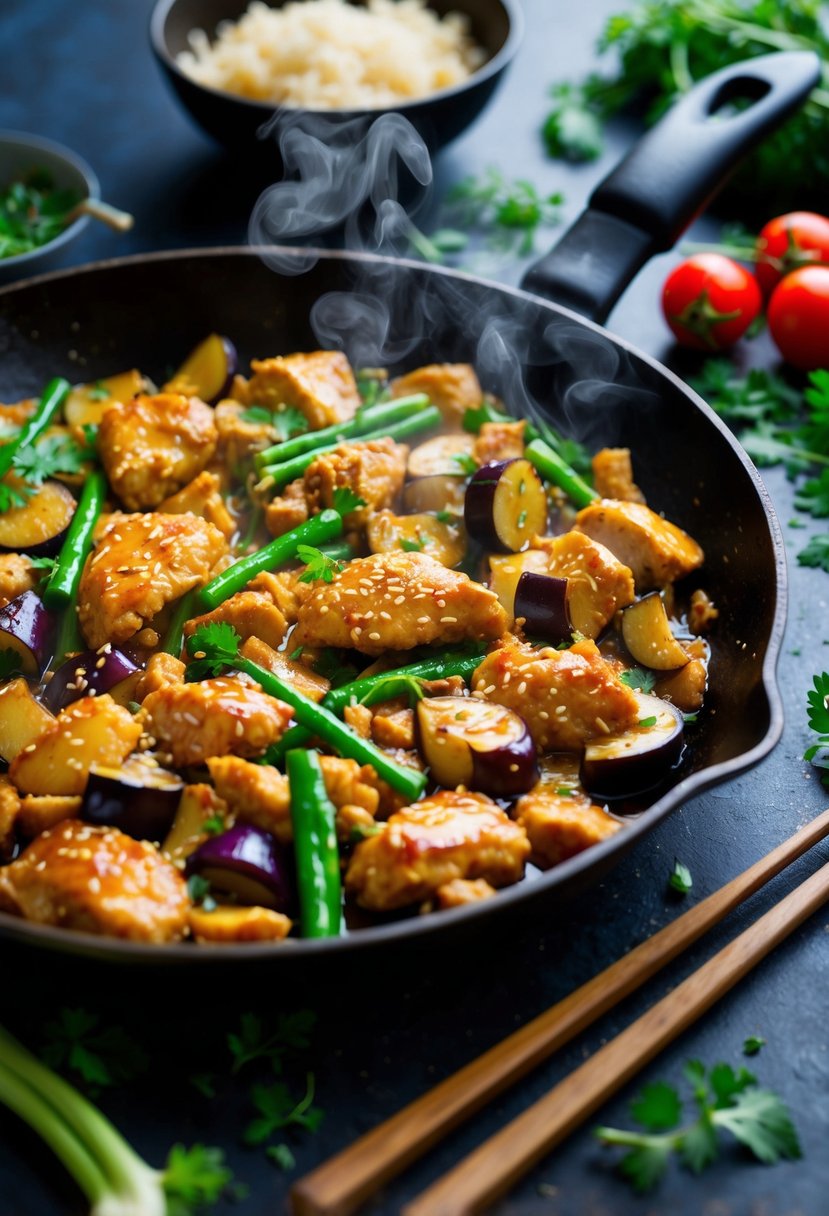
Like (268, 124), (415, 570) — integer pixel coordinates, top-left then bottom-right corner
(0, 246), (787, 963)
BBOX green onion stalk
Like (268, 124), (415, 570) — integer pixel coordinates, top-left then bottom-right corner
(286, 749), (343, 938)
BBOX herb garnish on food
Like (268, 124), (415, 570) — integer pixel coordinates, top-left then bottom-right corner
(595, 1059), (801, 1192)
(296, 544), (343, 584)
(0, 169), (83, 259)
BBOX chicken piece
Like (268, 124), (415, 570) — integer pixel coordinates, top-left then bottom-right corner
(9, 695), (142, 797)
(0, 778), (20, 860)
(472, 420), (525, 465)
(591, 448), (646, 504)
(134, 652), (186, 701)
(98, 392), (218, 510)
(17, 795), (83, 838)
(214, 399), (279, 471)
(184, 591), (288, 652)
(514, 770), (620, 867)
(188, 905), (292, 943)
(159, 471), (236, 541)
(207, 754), (379, 843)
(472, 635), (640, 752)
(240, 351), (361, 431)
(304, 438), (407, 529)
(530, 531), (635, 638)
(371, 707), (415, 750)
(246, 568), (313, 625)
(265, 478), (309, 537)
(0, 554), (37, 608)
(574, 500), (704, 591)
(292, 550), (507, 656)
(345, 790), (530, 911)
(0, 820), (189, 942)
(240, 636), (331, 702)
(688, 588), (719, 634)
(435, 878), (497, 908)
(78, 513), (228, 649)
(390, 363), (482, 425)
(142, 677), (292, 767)
(344, 703), (373, 739)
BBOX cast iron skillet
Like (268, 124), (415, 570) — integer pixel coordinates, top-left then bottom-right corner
(0, 53), (818, 963)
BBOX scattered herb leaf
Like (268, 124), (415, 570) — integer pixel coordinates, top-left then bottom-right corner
(40, 1008), (149, 1091)
(797, 534), (829, 573)
(743, 1035), (766, 1057)
(668, 860), (693, 895)
(638, 715), (658, 728)
(243, 1074), (323, 1146)
(620, 667), (656, 693)
(331, 487), (367, 516)
(163, 1143), (234, 1216)
(266, 1143), (296, 1170)
(296, 544), (343, 584)
(452, 452), (479, 477)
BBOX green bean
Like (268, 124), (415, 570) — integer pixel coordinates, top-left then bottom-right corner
(258, 406), (442, 491)
(286, 749), (342, 938)
(197, 508), (343, 611)
(254, 394), (429, 469)
(525, 438), (598, 509)
(161, 588), (199, 658)
(41, 470), (107, 610)
(0, 377), (71, 481)
(232, 653), (427, 801)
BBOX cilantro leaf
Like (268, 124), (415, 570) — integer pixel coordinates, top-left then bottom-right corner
(272, 406), (309, 440)
(713, 1087), (801, 1164)
(0, 480), (33, 513)
(228, 1010), (316, 1075)
(12, 432), (96, 487)
(668, 860), (693, 895)
(542, 83), (604, 161)
(40, 1008), (149, 1091)
(331, 487), (367, 516)
(743, 1035), (766, 1057)
(452, 451), (479, 476)
(267, 1144), (296, 1170)
(630, 1081), (682, 1131)
(240, 405), (275, 426)
(296, 544), (343, 584)
(243, 1074), (323, 1146)
(679, 1116), (718, 1174)
(185, 621), (241, 680)
(187, 874), (217, 912)
(442, 167), (564, 257)
(617, 1140), (673, 1192)
(794, 469), (829, 518)
(620, 667), (656, 693)
(797, 535), (829, 573)
(163, 1143), (234, 1215)
(806, 672), (829, 736)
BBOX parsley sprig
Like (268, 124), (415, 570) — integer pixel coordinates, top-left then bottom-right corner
(444, 168), (565, 257)
(804, 672), (829, 781)
(331, 487), (367, 516)
(40, 1008), (149, 1092)
(240, 404), (309, 440)
(297, 544), (343, 584)
(596, 1059), (801, 1192)
(620, 667), (656, 694)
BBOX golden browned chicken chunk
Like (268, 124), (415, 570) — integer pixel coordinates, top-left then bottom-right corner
(184, 591), (288, 652)
(574, 499), (704, 591)
(472, 420), (526, 465)
(134, 652), (186, 701)
(0, 778), (19, 860)
(345, 790), (530, 911)
(264, 479), (309, 537)
(238, 351), (361, 430)
(514, 781), (621, 867)
(214, 399), (281, 470)
(0, 820), (189, 942)
(292, 550), (507, 655)
(390, 363), (482, 425)
(142, 676), (293, 767)
(304, 438), (408, 529)
(159, 471), (236, 540)
(78, 512), (228, 649)
(188, 905), (292, 943)
(98, 393), (218, 510)
(591, 448), (646, 503)
(435, 878), (497, 908)
(473, 635), (640, 752)
(0, 554), (37, 608)
(245, 568), (313, 624)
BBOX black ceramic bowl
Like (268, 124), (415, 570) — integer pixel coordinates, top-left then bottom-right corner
(150, 0), (522, 154)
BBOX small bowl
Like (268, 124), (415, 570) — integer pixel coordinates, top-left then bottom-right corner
(150, 0), (522, 155)
(0, 131), (100, 284)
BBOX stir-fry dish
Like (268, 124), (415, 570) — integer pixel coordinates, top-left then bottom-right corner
(0, 336), (716, 945)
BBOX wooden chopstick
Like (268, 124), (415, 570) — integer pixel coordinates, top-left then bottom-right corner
(290, 807), (829, 1216)
(404, 846), (829, 1215)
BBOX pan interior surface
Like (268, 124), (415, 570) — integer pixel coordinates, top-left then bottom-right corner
(0, 248), (785, 962)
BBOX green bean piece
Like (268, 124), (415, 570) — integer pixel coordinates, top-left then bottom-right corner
(286, 749), (343, 938)
(264, 648), (485, 763)
(41, 471), (107, 610)
(162, 588), (199, 658)
(254, 393), (429, 469)
(232, 654), (427, 801)
(525, 438), (598, 509)
(258, 406), (442, 491)
(52, 604), (84, 669)
(197, 508), (343, 611)
(0, 377), (71, 481)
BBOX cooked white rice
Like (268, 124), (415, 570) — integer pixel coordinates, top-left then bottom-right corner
(176, 0), (486, 109)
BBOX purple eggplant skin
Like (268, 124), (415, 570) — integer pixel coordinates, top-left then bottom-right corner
(514, 572), (571, 644)
(43, 646), (140, 713)
(0, 591), (54, 675)
(470, 723), (539, 797)
(204, 335), (238, 405)
(464, 461), (512, 552)
(82, 764), (184, 841)
(580, 694), (685, 799)
(185, 823), (294, 913)
(0, 480), (76, 557)
(416, 695), (539, 797)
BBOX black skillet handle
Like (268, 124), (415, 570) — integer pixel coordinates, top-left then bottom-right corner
(520, 51), (822, 325)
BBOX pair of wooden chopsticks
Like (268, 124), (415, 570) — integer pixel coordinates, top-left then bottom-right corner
(291, 807), (829, 1215)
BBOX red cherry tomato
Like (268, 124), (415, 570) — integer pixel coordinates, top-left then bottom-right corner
(661, 253), (762, 351)
(767, 266), (829, 371)
(755, 211), (829, 298)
